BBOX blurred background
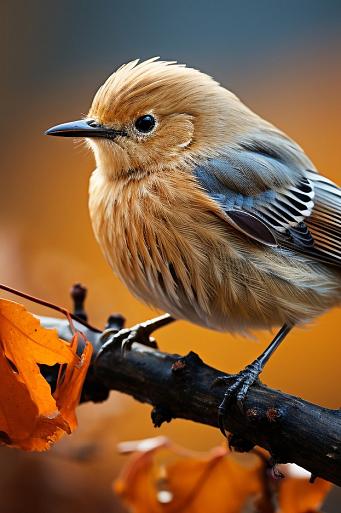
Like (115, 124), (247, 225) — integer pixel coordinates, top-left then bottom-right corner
(1, 0), (340, 511)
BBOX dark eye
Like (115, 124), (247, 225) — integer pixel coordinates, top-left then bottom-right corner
(134, 114), (155, 133)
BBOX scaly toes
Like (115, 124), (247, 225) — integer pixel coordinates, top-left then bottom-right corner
(235, 375), (258, 410)
(120, 325), (158, 355)
(217, 378), (242, 437)
(134, 325), (157, 348)
(212, 374), (235, 388)
(218, 408), (228, 437)
(217, 368), (262, 435)
(120, 332), (136, 354)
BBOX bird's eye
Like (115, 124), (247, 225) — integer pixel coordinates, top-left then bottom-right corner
(134, 115), (155, 134)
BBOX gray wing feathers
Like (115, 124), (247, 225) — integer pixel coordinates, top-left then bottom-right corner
(201, 149), (302, 194)
(194, 150), (341, 266)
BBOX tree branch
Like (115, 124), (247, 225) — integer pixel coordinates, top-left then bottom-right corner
(40, 315), (341, 486)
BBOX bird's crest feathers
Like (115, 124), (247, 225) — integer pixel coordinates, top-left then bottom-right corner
(89, 57), (222, 123)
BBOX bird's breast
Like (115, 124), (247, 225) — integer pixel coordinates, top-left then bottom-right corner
(89, 167), (239, 327)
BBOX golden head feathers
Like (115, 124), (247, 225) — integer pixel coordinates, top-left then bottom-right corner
(86, 58), (268, 177)
(89, 57), (220, 119)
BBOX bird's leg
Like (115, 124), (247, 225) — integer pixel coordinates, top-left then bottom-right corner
(216, 324), (293, 436)
(96, 313), (175, 359)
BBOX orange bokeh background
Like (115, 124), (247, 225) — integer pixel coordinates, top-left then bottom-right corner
(1, 1), (340, 511)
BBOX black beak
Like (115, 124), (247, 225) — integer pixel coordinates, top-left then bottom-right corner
(45, 119), (126, 139)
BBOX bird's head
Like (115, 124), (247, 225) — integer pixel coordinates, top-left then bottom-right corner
(46, 58), (254, 179)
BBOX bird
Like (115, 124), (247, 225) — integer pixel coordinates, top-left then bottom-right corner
(46, 58), (341, 434)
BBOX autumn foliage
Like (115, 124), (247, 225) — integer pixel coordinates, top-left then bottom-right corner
(0, 299), (92, 451)
(115, 437), (332, 513)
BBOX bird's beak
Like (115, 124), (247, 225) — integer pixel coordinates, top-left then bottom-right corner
(45, 119), (126, 139)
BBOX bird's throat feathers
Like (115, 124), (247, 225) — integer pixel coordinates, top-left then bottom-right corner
(87, 138), (132, 180)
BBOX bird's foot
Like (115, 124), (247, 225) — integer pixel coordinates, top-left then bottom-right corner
(215, 359), (263, 436)
(98, 322), (158, 358)
(119, 323), (158, 353)
(95, 314), (174, 363)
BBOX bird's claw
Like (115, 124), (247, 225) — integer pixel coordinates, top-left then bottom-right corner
(216, 360), (262, 437)
(95, 323), (158, 364)
(95, 314), (175, 364)
(120, 324), (157, 354)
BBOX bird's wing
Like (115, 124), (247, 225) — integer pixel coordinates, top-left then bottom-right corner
(193, 151), (341, 266)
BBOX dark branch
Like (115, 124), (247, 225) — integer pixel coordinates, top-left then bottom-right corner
(40, 315), (341, 487)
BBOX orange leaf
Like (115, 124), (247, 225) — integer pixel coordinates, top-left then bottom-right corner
(0, 299), (93, 451)
(54, 333), (93, 431)
(114, 437), (332, 513)
(278, 465), (332, 513)
(114, 437), (264, 513)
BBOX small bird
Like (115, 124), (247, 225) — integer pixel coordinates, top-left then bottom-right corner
(46, 58), (341, 432)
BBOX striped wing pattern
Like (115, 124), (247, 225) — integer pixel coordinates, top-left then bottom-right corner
(306, 172), (341, 264)
(194, 158), (341, 266)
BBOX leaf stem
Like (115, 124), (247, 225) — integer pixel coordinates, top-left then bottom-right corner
(0, 283), (101, 333)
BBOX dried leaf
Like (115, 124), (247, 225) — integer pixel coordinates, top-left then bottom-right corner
(278, 464), (332, 513)
(115, 437), (264, 513)
(54, 333), (93, 431)
(114, 437), (332, 513)
(0, 299), (92, 450)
